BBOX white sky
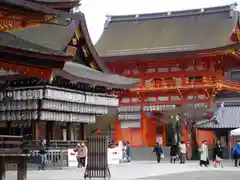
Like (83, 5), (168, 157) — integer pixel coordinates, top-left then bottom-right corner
(80, 0), (238, 44)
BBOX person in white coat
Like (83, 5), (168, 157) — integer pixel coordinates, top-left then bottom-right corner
(199, 140), (209, 167)
(179, 141), (187, 163)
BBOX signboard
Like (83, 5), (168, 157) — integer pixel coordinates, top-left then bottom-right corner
(156, 135), (163, 145)
(120, 121), (141, 128)
(68, 149), (78, 167)
(108, 147), (121, 164)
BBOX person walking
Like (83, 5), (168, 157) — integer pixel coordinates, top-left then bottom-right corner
(213, 140), (224, 168)
(75, 142), (87, 168)
(153, 143), (163, 163)
(170, 143), (178, 164)
(38, 138), (47, 170)
(179, 141), (187, 164)
(126, 141), (131, 162)
(232, 141), (240, 167)
(199, 140), (209, 167)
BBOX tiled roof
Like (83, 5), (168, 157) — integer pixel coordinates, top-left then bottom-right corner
(58, 61), (140, 88)
(2, 0), (139, 87)
(3, 0), (82, 19)
(198, 102), (240, 129)
(0, 32), (71, 57)
(96, 4), (239, 60)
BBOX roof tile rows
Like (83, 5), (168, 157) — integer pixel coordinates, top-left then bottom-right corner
(1, 0), (139, 87)
(198, 102), (240, 129)
(95, 3), (239, 60)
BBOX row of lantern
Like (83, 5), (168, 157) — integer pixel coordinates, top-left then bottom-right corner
(118, 113), (141, 120)
(39, 111), (96, 123)
(85, 95), (118, 106)
(0, 88), (118, 107)
(45, 89), (85, 103)
(45, 89), (118, 106)
(0, 100), (39, 111)
(0, 89), (43, 101)
(0, 111), (38, 121)
(41, 100), (108, 115)
(118, 105), (141, 113)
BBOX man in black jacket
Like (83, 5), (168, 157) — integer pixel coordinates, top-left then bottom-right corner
(38, 138), (47, 170)
(153, 143), (163, 163)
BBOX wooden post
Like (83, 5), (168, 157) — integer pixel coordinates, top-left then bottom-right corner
(0, 157), (5, 180)
(17, 156), (27, 180)
(163, 122), (166, 146)
(6, 121), (11, 135)
(46, 121), (54, 141)
(31, 120), (39, 142)
(141, 111), (148, 146)
(66, 122), (71, 140)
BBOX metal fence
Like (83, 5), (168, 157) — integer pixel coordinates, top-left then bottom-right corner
(6, 149), (69, 170)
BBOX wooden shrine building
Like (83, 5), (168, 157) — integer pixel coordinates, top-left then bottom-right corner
(96, 3), (240, 148)
(0, 0), (138, 143)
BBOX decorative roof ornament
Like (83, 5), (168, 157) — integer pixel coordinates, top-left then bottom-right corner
(104, 15), (112, 29)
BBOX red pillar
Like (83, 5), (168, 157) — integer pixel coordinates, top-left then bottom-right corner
(114, 120), (121, 144)
(141, 111), (148, 146)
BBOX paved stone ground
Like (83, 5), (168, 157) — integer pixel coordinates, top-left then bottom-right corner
(5, 161), (240, 180)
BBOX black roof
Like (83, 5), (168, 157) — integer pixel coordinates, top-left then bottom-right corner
(31, 0), (79, 2)
(3, 0), (82, 19)
(9, 21), (77, 53)
(59, 61), (139, 88)
(0, 32), (71, 57)
(197, 102), (240, 129)
(96, 3), (239, 61)
(8, 13), (110, 73)
(1, 2), (139, 87)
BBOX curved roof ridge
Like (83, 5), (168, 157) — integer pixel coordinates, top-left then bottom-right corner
(79, 13), (111, 73)
(107, 3), (238, 23)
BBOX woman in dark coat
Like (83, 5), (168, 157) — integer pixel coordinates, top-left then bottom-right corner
(170, 143), (178, 163)
(213, 140), (223, 167)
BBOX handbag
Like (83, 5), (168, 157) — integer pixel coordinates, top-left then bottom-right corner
(161, 153), (164, 159)
(206, 158), (209, 165)
(215, 155), (221, 164)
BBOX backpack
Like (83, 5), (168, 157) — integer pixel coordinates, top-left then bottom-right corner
(232, 145), (240, 155)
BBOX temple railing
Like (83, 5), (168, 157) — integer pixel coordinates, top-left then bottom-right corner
(131, 79), (240, 92)
(132, 82), (216, 91)
(6, 149), (69, 170)
(5, 140), (88, 170)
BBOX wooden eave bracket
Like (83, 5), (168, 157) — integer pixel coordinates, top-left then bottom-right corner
(3, 0), (83, 20)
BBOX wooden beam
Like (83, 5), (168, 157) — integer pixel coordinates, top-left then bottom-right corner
(0, 157), (5, 180)
(122, 70), (218, 79)
(0, 62), (52, 81)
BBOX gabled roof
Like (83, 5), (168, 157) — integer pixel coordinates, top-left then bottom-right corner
(0, 32), (71, 57)
(57, 61), (139, 88)
(197, 102), (240, 129)
(96, 3), (240, 61)
(31, 0), (79, 2)
(1, 2), (139, 87)
(3, 0), (82, 19)
(30, 0), (80, 8)
(9, 21), (77, 53)
(8, 14), (110, 73)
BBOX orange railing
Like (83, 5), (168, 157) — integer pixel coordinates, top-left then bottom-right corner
(131, 79), (240, 92)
